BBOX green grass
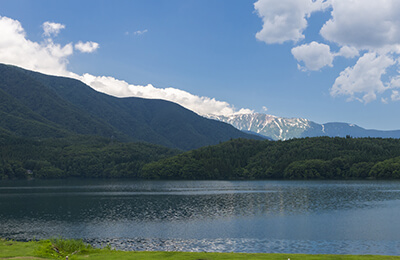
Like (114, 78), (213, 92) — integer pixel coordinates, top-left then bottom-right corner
(0, 238), (47, 259)
(1, 238), (400, 260)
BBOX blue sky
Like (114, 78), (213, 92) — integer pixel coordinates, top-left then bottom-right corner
(1, 0), (400, 130)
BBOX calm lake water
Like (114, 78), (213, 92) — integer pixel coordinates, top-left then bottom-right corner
(1, 179), (400, 255)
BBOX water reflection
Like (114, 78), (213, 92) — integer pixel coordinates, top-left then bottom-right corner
(1, 180), (400, 254)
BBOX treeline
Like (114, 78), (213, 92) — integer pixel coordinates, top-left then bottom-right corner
(0, 133), (179, 180)
(2, 135), (400, 180)
(141, 137), (400, 180)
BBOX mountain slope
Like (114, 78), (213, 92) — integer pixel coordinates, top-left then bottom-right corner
(0, 64), (120, 139)
(0, 64), (261, 150)
(207, 113), (400, 140)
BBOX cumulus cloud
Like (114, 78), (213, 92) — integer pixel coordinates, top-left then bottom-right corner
(337, 46), (359, 59)
(390, 76), (400, 89)
(320, 0), (400, 102)
(291, 42), (334, 71)
(330, 52), (395, 103)
(291, 43), (360, 71)
(0, 16), (72, 76)
(0, 15), (250, 116)
(392, 90), (400, 101)
(254, 0), (331, 44)
(255, 0), (400, 103)
(75, 41), (99, 53)
(42, 21), (65, 37)
(78, 74), (252, 115)
(320, 0), (400, 51)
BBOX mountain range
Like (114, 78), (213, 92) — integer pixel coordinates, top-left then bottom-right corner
(0, 64), (261, 150)
(2, 63), (399, 148)
(207, 113), (400, 140)
(2, 63), (400, 181)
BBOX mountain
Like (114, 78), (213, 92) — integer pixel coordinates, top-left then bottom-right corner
(206, 113), (400, 140)
(0, 64), (261, 150)
(206, 113), (312, 140)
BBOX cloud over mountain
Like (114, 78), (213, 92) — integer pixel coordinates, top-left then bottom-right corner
(0, 16), (73, 76)
(0, 15), (250, 116)
(79, 74), (252, 116)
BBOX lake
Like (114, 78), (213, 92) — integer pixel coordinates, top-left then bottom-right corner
(1, 179), (400, 255)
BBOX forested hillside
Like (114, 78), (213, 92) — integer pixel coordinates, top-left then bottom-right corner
(0, 133), (180, 180)
(0, 64), (261, 150)
(141, 137), (400, 180)
(1, 64), (400, 181)
(2, 135), (400, 180)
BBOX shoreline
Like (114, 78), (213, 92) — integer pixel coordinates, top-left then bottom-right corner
(1, 239), (400, 260)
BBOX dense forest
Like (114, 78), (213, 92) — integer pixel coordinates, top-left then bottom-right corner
(2, 134), (400, 180)
(0, 133), (179, 180)
(141, 137), (400, 180)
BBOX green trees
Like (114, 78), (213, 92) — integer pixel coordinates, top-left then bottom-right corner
(141, 137), (400, 180)
(369, 157), (400, 178)
(2, 135), (400, 180)
(0, 134), (180, 180)
(284, 159), (327, 179)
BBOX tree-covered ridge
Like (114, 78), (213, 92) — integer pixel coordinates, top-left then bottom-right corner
(0, 134), (180, 180)
(0, 63), (262, 150)
(2, 135), (400, 180)
(141, 137), (400, 180)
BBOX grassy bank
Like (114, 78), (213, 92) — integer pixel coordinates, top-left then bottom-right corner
(1, 238), (399, 260)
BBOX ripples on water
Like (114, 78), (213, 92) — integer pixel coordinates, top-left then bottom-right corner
(1, 179), (400, 255)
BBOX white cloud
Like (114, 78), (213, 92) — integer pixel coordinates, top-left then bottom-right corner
(337, 46), (359, 59)
(133, 29), (148, 36)
(291, 41), (334, 71)
(254, 0), (331, 44)
(0, 16), (250, 116)
(330, 52), (395, 103)
(254, 0), (400, 103)
(125, 29), (148, 36)
(321, 0), (400, 103)
(320, 0), (400, 51)
(321, 1), (400, 103)
(392, 90), (400, 101)
(78, 74), (252, 116)
(0, 16), (72, 76)
(75, 41), (99, 53)
(42, 21), (65, 37)
(390, 75), (400, 88)
(291, 43), (360, 71)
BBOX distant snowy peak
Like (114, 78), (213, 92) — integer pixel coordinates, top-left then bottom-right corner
(206, 113), (312, 140)
(206, 113), (400, 140)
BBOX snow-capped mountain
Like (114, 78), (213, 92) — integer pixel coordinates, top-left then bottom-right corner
(206, 113), (400, 140)
(206, 113), (312, 140)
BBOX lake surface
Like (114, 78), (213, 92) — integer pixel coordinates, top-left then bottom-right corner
(1, 179), (400, 255)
